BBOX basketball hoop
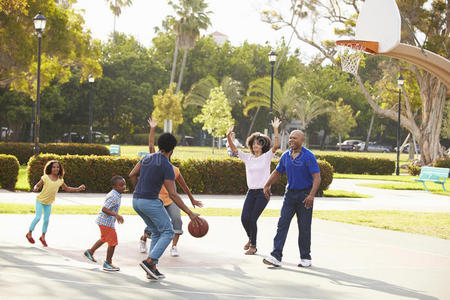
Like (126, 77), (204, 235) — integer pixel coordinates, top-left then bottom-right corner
(336, 40), (379, 76)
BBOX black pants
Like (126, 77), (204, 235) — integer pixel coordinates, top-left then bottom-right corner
(241, 189), (268, 248)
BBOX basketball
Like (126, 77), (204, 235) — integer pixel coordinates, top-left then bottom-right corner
(188, 217), (209, 238)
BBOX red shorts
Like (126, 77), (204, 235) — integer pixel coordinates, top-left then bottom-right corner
(99, 225), (118, 247)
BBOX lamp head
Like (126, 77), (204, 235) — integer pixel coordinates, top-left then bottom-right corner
(397, 75), (405, 87)
(88, 75), (95, 83)
(33, 12), (47, 33)
(268, 51), (277, 64)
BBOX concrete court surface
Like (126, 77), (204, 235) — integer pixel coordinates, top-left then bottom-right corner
(0, 214), (449, 300)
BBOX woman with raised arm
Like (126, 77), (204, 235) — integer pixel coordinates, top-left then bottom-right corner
(226, 117), (280, 255)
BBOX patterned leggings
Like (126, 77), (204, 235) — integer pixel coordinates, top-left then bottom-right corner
(29, 200), (52, 233)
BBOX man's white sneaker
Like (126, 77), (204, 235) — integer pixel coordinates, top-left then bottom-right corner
(139, 240), (147, 253)
(298, 259), (312, 267)
(263, 255), (281, 267)
(170, 246), (179, 257)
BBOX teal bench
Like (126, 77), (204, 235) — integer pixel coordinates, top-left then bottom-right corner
(414, 166), (449, 192)
(138, 151), (149, 158)
(110, 145), (121, 156)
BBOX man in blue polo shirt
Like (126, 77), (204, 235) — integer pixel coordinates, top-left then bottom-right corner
(262, 130), (321, 268)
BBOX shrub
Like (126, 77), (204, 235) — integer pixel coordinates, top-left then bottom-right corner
(434, 158), (450, 169)
(315, 154), (394, 175)
(27, 155), (334, 195)
(28, 154), (139, 193)
(407, 164), (421, 176)
(0, 142), (110, 165)
(0, 154), (19, 190)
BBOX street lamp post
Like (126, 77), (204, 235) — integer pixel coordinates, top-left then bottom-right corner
(268, 51), (277, 137)
(396, 75), (404, 176)
(33, 12), (47, 155)
(88, 75), (95, 143)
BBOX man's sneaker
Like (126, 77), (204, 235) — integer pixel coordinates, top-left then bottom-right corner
(298, 259), (312, 268)
(147, 267), (165, 279)
(263, 255), (281, 267)
(84, 250), (97, 263)
(170, 246), (179, 257)
(139, 240), (147, 253)
(139, 260), (158, 280)
(103, 261), (120, 271)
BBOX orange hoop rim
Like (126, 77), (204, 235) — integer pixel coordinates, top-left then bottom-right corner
(336, 40), (379, 54)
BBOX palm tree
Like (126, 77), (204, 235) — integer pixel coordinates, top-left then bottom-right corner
(184, 75), (243, 108)
(169, 0), (212, 92)
(243, 76), (331, 148)
(106, 0), (132, 42)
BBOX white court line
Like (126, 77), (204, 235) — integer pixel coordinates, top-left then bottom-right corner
(316, 231), (450, 259)
(2, 271), (317, 300)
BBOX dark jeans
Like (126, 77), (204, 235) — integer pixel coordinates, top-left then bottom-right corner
(241, 189), (268, 248)
(271, 188), (313, 261)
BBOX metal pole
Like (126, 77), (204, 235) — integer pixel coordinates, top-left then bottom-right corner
(396, 87), (401, 175)
(34, 32), (42, 155)
(88, 84), (93, 143)
(269, 62), (275, 137)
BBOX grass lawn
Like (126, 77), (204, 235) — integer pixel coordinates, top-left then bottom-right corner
(313, 210), (450, 239)
(2, 203), (448, 239)
(334, 173), (415, 182)
(358, 181), (450, 196)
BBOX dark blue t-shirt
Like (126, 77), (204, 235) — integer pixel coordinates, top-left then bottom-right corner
(133, 153), (175, 200)
(276, 147), (320, 190)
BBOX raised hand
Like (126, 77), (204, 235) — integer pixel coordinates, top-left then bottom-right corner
(226, 125), (234, 137)
(271, 117), (281, 129)
(147, 117), (157, 128)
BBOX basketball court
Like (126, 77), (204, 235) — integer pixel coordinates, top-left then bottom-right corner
(1, 214), (449, 299)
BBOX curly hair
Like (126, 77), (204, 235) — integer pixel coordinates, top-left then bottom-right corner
(246, 132), (272, 155)
(44, 160), (64, 178)
(158, 133), (178, 153)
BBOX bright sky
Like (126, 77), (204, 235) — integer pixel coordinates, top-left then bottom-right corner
(73, 0), (332, 61)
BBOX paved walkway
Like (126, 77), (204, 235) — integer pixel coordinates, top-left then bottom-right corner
(1, 179), (449, 212)
(0, 179), (449, 299)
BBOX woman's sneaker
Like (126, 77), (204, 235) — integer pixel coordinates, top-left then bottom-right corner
(84, 250), (97, 263)
(103, 261), (120, 271)
(139, 260), (158, 280)
(139, 240), (147, 253)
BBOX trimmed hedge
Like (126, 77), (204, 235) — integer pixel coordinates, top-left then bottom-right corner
(28, 154), (333, 195)
(0, 154), (19, 190)
(434, 158), (450, 169)
(0, 142), (110, 165)
(314, 154), (394, 175)
(407, 164), (421, 176)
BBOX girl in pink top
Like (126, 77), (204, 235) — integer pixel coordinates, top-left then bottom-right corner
(226, 117), (280, 255)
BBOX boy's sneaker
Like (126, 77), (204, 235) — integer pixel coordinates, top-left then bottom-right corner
(139, 240), (147, 253)
(139, 260), (158, 280)
(147, 267), (165, 279)
(263, 255), (281, 267)
(170, 246), (179, 257)
(298, 259), (312, 268)
(84, 250), (97, 263)
(103, 261), (120, 271)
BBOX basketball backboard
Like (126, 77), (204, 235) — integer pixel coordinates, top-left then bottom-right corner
(355, 0), (401, 53)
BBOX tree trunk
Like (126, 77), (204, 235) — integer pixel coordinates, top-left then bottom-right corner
(364, 114), (375, 151)
(354, 72), (446, 165)
(176, 49), (188, 93)
(338, 134), (342, 151)
(247, 106), (261, 137)
(170, 41), (179, 84)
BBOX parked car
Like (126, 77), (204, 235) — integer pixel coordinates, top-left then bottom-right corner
(394, 143), (420, 154)
(92, 131), (110, 143)
(356, 142), (392, 153)
(336, 139), (363, 151)
(60, 132), (85, 143)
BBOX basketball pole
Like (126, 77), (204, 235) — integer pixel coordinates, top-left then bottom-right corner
(396, 75), (404, 176)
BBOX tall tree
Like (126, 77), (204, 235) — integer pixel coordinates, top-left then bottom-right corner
(262, 0), (449, 164)
(152, 83), (184, 133)
(194, 87), (233, 149)
(168, 0), (212, 92)
(106, 0), (132, 40)
(330, 98), (360, 151)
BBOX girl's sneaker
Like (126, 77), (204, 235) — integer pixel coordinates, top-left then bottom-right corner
(103, 261), (120, 271)
(25, 234), (35, 244)
(39, 237), (48, 247)
(84, 250), (97, 263)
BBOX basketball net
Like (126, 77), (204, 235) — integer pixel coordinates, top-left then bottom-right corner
(338, 43), (366, 76)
